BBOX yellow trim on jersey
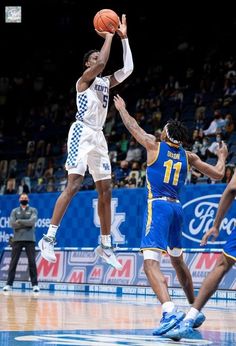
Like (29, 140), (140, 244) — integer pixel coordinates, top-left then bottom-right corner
(185, 149), (190, 172)
(223, 250), (236, 261)
(146, 176), (153, 200)
(140, 247), (167, 254)
(145, 200), (153, 236)
(147, 142), (160, 166)
(166, 141), (180, 149)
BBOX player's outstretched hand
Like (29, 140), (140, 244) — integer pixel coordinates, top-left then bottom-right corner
(116, 14), (127, 39)
(114, 94), (126, 112)
(200, 226), (219, 246)
(216, 141), (228, 160)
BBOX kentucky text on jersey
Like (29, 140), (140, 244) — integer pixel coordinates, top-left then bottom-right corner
(94, 84), (109, 93)
(76, 77), (110, 130)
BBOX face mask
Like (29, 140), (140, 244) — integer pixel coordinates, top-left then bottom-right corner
(216, 137), (221, 142)
(20, 200), (28, 206)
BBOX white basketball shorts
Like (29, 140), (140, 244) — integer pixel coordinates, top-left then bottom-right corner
(65, 121), (111, 181)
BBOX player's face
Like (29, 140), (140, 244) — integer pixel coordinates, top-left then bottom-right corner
(160, 128), (167, 141)
(87, 52), (99, 67)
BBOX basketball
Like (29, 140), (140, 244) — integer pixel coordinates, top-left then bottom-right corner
(93, 9), (119, 33)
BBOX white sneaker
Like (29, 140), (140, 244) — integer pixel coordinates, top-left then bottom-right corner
(32, 285), (40, 292)
(38, 235), (56, 263)
(3, 285), (12, 291)
(95, 245), (123, 270)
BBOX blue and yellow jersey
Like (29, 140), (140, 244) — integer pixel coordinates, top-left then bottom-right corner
(146, 141), (188, 200)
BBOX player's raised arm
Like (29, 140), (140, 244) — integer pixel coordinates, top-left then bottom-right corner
(77, 32), (114, 93)
(201, 170), (236, 245)
(187, 142), (228, 180)
(109, 14), (134, 88)
(114, 94), (157, 150)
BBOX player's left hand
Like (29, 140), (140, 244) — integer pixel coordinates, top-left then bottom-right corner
(116, 14), (127, 39)
(114, 94), (126, 111)
(200, 226), (219, 246)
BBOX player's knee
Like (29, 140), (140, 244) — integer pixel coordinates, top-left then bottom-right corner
(216, 254), (233, 274)
(143, 250), (161, 274)
(99, 187), (112, 203)
(66, 181), (81, 196)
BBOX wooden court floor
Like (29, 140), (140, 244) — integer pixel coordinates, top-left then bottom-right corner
(0, 290), (236, 345)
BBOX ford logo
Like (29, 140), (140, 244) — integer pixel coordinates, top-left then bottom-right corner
(182, 194), (236, 245)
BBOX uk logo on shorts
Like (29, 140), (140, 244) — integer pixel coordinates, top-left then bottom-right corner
(102, 163), (110, 171)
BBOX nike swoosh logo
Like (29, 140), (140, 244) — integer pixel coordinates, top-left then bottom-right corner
(103, 251), (111, 257)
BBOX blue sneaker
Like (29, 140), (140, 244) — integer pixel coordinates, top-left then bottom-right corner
(193, 311), (206, 328)
(153, 311), (185, 336)
(165, 318), (195, 341)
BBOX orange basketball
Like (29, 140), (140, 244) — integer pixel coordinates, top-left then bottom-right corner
(93, 9), (119, 33)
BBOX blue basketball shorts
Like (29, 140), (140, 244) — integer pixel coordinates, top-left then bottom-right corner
(140, 199), (184, 254)
(223, 227), (236, 261)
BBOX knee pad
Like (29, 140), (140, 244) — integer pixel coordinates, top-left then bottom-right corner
(167, 246), (183, 257)
(143, 249), (162, 262)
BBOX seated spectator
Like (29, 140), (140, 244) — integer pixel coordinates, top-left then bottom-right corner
(18, 177), (30, 194)
(222, 165), (234, 183)
(203, 110), (226, 136)
(224, 113), (235, 138)
(207, 133), (223, 156)
(125, 139), (142, 163)
(199, 137), (210, 160)
(113, 160), (130, 186)
(5, 178), (16, 194)
(127, 172), (138, 188)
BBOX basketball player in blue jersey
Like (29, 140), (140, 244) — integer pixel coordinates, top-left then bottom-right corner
(113, 94), (228, 335)
(166, 170), (236, 341)
(38, 15), (133, 270)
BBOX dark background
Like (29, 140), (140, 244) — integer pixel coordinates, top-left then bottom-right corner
(1, 1), (236, 83)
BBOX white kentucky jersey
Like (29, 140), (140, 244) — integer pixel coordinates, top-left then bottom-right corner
(76, 76), (110, 131)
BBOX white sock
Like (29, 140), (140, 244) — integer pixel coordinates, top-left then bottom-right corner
(46, 224), (58, 238)
(101, 235), (112, 248)
(162, 301), (175, 313)
(185, 307), (199, 321)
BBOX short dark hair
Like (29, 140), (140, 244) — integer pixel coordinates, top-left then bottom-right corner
(166, 119), (189, 144)
(82, 49), (99, 70)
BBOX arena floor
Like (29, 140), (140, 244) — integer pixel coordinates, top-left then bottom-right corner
(0, 289), (235, 345)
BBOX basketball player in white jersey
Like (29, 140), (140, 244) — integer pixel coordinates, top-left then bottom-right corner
(38, 14), (133, 270)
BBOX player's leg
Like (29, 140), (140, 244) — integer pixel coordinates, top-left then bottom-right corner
(25, 241), (39, 291)
(95, 178), (112, 238)
(94, 178), (122, 270)
(166, 254), (235, 341)
(194, 253), (234, 310)
(170, 252), (194, 304)
(88, 137), (122, 270)
(141, 200), (185, 335)
(39, 121), (88, 262)
(38, 173), (84, 263)
(3, 242), (23, 290)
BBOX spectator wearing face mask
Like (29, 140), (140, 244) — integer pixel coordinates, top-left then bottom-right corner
(207, 133), (223, 157)
(2, 193), (39, 293)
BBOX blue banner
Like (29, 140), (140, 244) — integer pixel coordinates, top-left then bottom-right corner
(0, 184), (234, 251)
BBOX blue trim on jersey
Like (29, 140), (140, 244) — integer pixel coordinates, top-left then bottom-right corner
(66, 123), (83, 167)
(76, 94), (88, 121)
